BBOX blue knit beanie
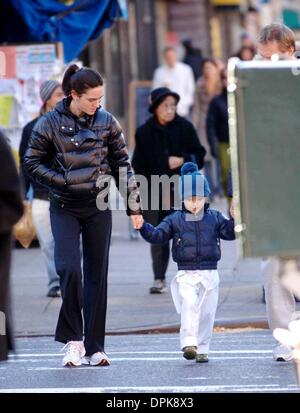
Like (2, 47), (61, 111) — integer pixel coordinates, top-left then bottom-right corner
(179, 162), (211, 200)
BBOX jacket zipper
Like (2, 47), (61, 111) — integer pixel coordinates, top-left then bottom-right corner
(195, 220), (200, 262)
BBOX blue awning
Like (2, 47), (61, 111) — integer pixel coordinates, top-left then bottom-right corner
(0, 0), (125, 62)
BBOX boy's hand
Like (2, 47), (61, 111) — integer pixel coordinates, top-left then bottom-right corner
(230, 197), (238, 219)
(130, 214), (144, 230)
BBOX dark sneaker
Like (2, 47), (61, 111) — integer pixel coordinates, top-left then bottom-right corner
(182, 346), (197, 360)
(149, 279), (167, 294)
(47, 286), (61, 298)
(196, 353), (209, 363)
(273, 344), (293, 362)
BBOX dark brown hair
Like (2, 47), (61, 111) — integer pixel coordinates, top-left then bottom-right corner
(237, 46), (256, 60)
(258, 23), (296, 53)
(201, 58), (219, 70)
(62, 64), (103, 97)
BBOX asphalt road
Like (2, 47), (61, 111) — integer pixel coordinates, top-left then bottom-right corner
(1, 330), (299, 393)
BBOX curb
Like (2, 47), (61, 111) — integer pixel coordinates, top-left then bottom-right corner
(14, 318), (269, 338)
(105, 318), (269, 335)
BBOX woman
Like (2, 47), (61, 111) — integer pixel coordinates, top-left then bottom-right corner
(132, 87), (206, 294)
(24, 65), (142, 367)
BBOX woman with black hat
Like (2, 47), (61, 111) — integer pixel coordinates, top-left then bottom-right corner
(132, 87), (206, 293)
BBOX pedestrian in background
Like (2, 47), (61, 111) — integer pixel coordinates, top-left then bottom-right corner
(192, 58), (222, 198)
(139, 162), (235, 362)
(206, 68), (231, 202)
(19, 80), (64, 298)
(153, 46), (195, 118)
(182, 38), (203, 81)
(0, 131), (23, 361)
(132, 87), (206, 294)
(24, 64), (142, 367)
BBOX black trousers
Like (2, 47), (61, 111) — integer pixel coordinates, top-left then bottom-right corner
(144, 210), (170, 281)
(151, 243), (170, 281)
(50, 202), (112, 356)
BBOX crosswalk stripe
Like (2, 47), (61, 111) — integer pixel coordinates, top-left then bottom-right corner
(0, 384), (299, 393)
(9, 349), (272, 357)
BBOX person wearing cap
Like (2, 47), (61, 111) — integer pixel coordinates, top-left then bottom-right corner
(139, 162), (235, 362)
(132, 88), (206, 294)
(19, 80), (64, 298)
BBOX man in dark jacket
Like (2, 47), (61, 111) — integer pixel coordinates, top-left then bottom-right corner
(19, 80), (64, 297)
(206, 69), (230, 199)
(0, 131), (23, 361)
(132, 87), (206, 293)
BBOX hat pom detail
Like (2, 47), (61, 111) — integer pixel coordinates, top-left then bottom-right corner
(180, 162), (198, 175)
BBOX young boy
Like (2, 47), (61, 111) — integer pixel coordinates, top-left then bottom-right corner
(139, 162), (235, 362)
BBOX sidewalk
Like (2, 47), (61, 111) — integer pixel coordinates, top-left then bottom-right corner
(10, 199), (271, 337)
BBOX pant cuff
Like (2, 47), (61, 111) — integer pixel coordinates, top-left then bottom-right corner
(197, 343), (210, 353)
(181, 336), (198, 350)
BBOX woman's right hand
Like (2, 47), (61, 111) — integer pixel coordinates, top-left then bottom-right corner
(130, 214), (144, 230)
(168, 156), (184, 170)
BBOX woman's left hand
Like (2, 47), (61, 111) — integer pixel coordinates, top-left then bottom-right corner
(130, 214), (144, 230)
(168, 156), (184, 170)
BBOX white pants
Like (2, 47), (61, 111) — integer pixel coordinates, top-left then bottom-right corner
(32, 199), (59, 290)
(262, 257), (296, 332)
(178, 281), (219, 353)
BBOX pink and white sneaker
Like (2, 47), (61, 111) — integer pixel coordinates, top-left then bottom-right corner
(85, 352), (110, 366)
(61, 341), (85, 367)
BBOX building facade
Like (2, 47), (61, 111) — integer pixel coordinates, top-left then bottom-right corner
(82, 0), (289, 147)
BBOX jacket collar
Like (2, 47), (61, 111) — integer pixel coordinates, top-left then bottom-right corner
(55, 97), (98, 128)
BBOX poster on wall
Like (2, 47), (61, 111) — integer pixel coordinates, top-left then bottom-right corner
(0, 42), (64, 152)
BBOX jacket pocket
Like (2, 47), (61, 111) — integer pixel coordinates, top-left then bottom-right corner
(172, 236), (183, 262)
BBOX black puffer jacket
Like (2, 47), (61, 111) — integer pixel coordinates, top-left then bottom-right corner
(24, 98), (140, 214)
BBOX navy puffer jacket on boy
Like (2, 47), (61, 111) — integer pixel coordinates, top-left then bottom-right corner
(140, 205), (235, 270)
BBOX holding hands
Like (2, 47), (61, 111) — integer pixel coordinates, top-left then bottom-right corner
(130, 214), (144, 230)
(168, 156), (184, 170)
(229, 197), (238, 220)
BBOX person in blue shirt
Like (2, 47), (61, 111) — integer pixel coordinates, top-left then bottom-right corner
(139, 162), (235, 362)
